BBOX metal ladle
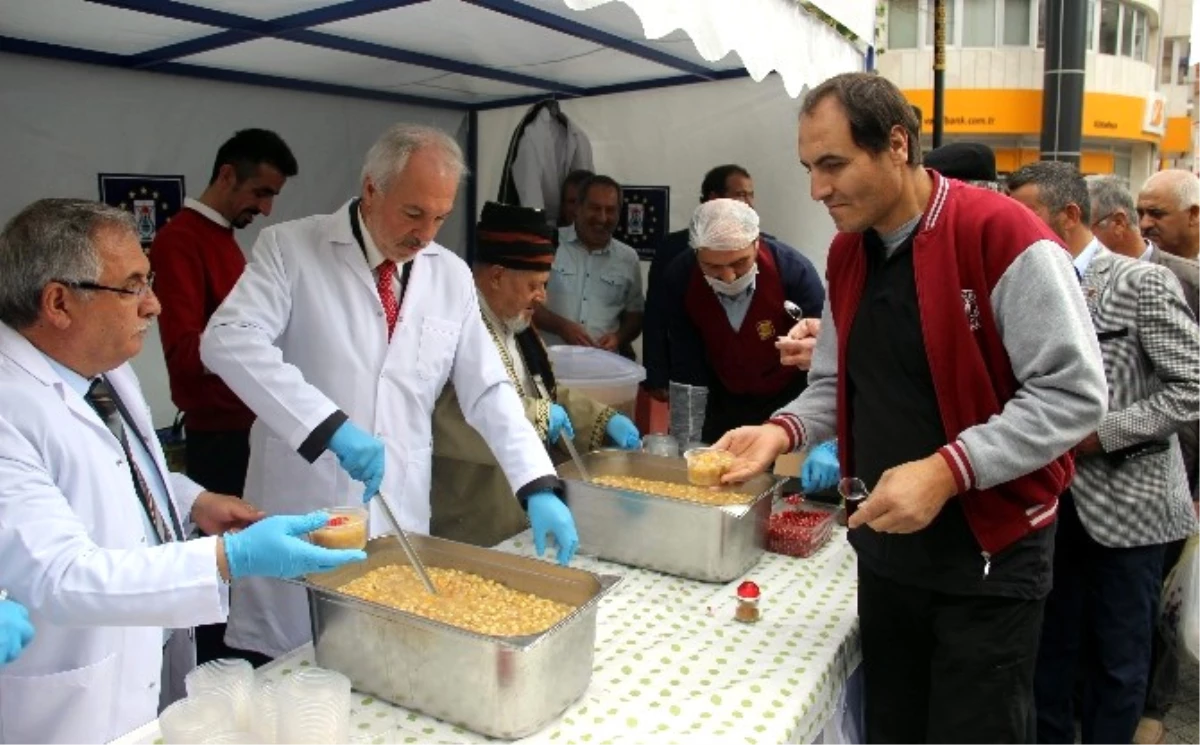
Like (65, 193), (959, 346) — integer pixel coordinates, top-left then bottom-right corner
(372, 493), (437, 594)
(532, 373), (592, 482)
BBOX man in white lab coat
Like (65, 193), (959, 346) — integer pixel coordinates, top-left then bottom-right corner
(202, 124), (580, 662)
(0, 198), (366, 744)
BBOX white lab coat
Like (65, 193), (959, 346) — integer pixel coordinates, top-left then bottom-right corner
(201, 201), (556, 658)
(0, 324), (226, 744)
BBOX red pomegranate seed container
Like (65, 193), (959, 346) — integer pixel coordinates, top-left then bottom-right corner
(766, 497), (837, 558)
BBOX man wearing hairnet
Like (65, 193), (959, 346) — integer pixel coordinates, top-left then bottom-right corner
(662, 199), (824, 444)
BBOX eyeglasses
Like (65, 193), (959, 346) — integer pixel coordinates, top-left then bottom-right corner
(56, 272), (156, 299)
(1091, 212), (1123, 229)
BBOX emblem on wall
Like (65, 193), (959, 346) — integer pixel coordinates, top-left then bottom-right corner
(98, 173), (185, 251)
(614, 186), (669, 262)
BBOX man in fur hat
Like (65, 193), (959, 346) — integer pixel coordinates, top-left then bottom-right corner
(430, 202), (642, 547)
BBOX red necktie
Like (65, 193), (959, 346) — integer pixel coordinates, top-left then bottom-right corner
(377, 259), (399, 339)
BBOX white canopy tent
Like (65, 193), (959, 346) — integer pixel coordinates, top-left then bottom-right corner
(0, 0), (870, 424)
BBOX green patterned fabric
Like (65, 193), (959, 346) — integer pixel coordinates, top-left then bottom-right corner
(123, 531), (861, 745)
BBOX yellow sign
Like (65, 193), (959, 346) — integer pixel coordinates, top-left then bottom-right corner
(1142, 93), (1167, 135)
(904, 89), (1042, 136)
(994, 148), (1115, 175)
(1163, 116), (1191, 153)
(903, 89), (1164, 143)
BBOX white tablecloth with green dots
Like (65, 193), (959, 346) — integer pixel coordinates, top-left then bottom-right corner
(114, 528), (861, 745)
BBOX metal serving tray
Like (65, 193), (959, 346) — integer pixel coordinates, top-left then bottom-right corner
(296, 534), (621, 740)
(558, 449), (781, 582)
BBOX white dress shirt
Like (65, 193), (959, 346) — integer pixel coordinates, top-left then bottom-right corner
(184, 197), (231, 229)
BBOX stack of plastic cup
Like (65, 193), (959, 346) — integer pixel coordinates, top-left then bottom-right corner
(198, 733), (256, 744)
(184, 658), (254, 731)
(641, 434), (680, 458)
(249, 673), (279, 744)
(158, 692), (235, 744)
(276, 667), (352, 744)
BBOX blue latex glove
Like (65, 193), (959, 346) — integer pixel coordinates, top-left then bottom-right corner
(527, 492), (579, 565)
(606, 414), (641, 450)
(0, 599), (34, 667)
(801, 440), (841, 494)
(223, 512), (367, 580)
(328, 421), (385, 502)
(548, 404), (575, 445)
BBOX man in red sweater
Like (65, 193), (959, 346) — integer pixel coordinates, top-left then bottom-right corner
(715, 73), (1108, 742)
(151, 128), (297, 665)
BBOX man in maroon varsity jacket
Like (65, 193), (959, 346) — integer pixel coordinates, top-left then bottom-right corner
(150, 128), (297, 665)
(716, 73), (1108, 742)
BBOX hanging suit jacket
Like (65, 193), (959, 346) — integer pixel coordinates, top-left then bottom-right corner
(498, 100), (594, 226)
(430, 311), (616, 547)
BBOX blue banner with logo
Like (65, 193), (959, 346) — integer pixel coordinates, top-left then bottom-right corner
(98, 173), (186, 251)
(615, 185), (669, 262)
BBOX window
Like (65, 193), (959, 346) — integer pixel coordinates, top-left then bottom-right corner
(1003, 0), (1032, 45)
(1120, 5), (1134, 57)
(1130, 8), (1145, 61)
(1178, 42), (1192, 83)
(963, 0), (997, 46)
(926, 0), (957, 47)
(1162, 37), (1176, 85)
(1037, 0), (1046, 48)
(1086, 0), (1095, 50)
(889, 0), (920, 48)
(1113, 150), (1132, 181)
(1098, 0), (1119, 55)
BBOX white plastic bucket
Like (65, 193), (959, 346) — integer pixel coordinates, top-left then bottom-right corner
(547, 346), (646, 416)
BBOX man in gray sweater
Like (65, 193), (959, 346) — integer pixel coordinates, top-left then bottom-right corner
(716, 73), (1107, 743)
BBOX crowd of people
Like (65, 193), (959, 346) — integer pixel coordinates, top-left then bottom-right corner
(0, 69), (1196, 745)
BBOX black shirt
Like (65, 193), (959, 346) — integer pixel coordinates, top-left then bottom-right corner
(845, 225), (1053, 599)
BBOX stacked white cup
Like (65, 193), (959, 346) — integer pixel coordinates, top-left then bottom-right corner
(249, 673), (279, 744)
(158, 692), (235, 744)
(197, 732), (256, 744)
(276, 667), (352, 744)
(184, 658), (254, 731)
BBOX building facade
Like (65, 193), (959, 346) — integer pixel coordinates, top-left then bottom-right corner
(875, 0), (1196, 185)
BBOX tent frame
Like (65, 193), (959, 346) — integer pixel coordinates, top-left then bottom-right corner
(0, 0), (869, 257)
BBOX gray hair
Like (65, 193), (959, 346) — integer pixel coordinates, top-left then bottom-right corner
(1007, 161), (1092, 223)
(361, 124), (467, 193)
(1142, 169), (1200, 210)
(0, 198), (134, 328)
(1085, 174), (1137, 226)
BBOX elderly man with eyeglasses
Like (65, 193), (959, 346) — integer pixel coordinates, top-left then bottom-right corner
(0, 198), (365, 743)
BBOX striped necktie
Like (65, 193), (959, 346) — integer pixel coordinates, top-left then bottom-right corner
(85, 377), (175, 544)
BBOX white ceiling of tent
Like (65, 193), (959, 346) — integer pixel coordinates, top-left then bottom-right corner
(0, 0), (214, 54)
(0, 0), (869, 108)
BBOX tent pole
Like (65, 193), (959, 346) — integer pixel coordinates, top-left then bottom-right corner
(466, 109), (479, 265)
(932, 0), (946, 149)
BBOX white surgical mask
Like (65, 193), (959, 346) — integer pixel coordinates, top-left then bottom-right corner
(705, 265), (758, 297)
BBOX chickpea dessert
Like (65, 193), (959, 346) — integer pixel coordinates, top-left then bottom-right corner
(592, 474), (754, 506)
(309, 506), (368, 550)
(683, 448), (736, 487)
(338, 565), (575, 637)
